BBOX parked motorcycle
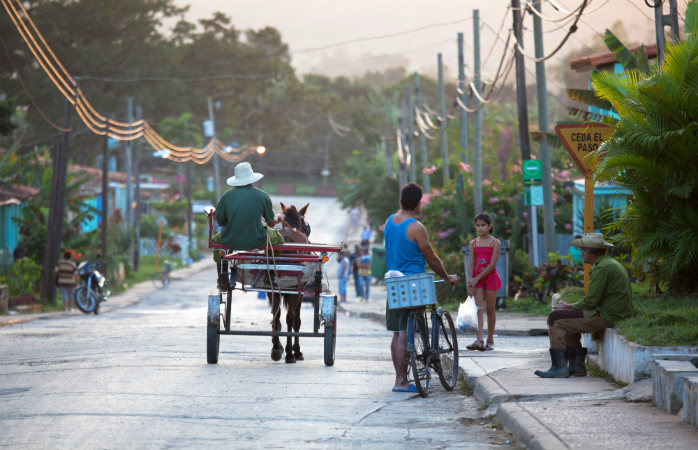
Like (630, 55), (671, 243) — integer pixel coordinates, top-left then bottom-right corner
(74, 261), (109, 314)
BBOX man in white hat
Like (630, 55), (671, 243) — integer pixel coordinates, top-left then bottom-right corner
(213, 162), (283, 290)
(535, 233), (634, 378)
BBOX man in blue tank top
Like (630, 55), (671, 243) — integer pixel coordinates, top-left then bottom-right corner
(384, 182), (460, 392)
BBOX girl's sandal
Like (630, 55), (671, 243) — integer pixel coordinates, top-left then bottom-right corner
(466, 340), (485, 351)
(484, 341), (495, 351)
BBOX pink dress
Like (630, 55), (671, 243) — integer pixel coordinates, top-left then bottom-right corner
(472, 238), (502, 290)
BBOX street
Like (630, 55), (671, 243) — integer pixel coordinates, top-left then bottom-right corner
(0, 196), (517, 450)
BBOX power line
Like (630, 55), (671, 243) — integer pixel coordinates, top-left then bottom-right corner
(290, 17), (472, 54)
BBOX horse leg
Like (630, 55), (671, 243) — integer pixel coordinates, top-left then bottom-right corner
(269, 293), (283, 361)
(284, 296), (297, 363)
(293, 295), (304, 361)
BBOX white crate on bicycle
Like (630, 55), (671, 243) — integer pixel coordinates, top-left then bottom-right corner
(385, 272), (436, 310)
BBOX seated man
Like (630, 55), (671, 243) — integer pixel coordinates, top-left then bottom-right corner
(535, 233), (635, 378)
(213, 162), (283, 290)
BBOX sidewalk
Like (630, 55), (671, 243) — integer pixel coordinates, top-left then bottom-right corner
(0, 258), (212, 327)
(336, 212), (698, 450)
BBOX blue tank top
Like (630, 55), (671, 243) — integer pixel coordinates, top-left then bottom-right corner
(384, 214), (426, 275)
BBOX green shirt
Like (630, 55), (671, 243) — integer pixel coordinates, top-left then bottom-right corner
(573, 254), (634, 326)
(215, 185), (274, 250)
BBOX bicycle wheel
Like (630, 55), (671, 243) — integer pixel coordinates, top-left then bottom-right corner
(434, 311), (459, 390)
(151, 271), (165, 289)
(409, 311), (431, 397)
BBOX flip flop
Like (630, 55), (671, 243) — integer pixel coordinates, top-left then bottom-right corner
(392, 384), (418, 393)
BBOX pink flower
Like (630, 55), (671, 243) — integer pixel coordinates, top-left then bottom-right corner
(459, 162), (472, 172)
(438, 228), (455, 239)
(564, 223), (572, 231)
(443, 210), (450, 218)
(422, 164), (440, 175)
(483, 179), (492, 186)
(489, 197), (499, 204)
(511, 165), (521, 173)
(554, 211), (561, 216)
(560, 170), (571, 178)
(499, 209), (505, 215)
(523, 211), (528, 218)
(421, 193), (432, 206)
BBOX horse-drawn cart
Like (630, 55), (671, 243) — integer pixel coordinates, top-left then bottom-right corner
(206, 209), (342, 366)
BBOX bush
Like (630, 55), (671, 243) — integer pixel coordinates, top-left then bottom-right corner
(0, 257), (41, 298)
(510, 252), (583, 303)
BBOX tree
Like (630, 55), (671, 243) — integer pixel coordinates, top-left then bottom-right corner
(591, 37), (698, 293)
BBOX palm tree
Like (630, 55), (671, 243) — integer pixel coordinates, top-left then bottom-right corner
(591, 37), (698, 293)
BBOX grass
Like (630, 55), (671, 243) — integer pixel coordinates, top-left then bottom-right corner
(587, 362), (628, 388)
(616, 284), (698, 347)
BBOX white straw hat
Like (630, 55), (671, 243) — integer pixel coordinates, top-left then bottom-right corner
(226, 162), (263, 186)
(571, 233), (614, 249)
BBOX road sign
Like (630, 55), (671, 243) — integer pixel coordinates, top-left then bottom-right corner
(555, 123), (613, 175)
(522, 159), (542, 186)
(524, 185), (544, 206)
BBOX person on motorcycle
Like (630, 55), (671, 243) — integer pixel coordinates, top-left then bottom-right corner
(212, 162), (283, 290)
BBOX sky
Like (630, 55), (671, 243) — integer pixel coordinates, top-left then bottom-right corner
(173, 0), (686, 85)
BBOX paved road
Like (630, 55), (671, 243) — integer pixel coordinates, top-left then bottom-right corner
(0, 196), (520, 449)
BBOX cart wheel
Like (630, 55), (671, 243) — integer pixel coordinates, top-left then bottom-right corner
(409, 312), (431, 397)
(434, 311), (459, 391)
(324, 322), (336, 366)
(207, 295), (221, 364)
(74, 287), (95, 314)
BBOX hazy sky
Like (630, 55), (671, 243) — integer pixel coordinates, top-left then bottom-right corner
(173, 0), (681, 85)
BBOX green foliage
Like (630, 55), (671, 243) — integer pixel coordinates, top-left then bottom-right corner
(149, 199), (187, 231)
(592, 37), (698, 293)
(510, 253), (583, 303)
(0, 257), (41, 297)
(336, 151), (399, 238)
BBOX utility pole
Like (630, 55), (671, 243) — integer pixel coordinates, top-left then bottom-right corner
(532, 0), (554, 261)
(125, 97), (133, 229)
(207, 96), (221, 202)
(438, 53), (449, 185)
(654, 0), (681, 64)
(133, 105), (142, 272)
(40, 98), (71, 304)
(458, 32), (469, 165)
(512, 0), (538, 267)
(186, 162), (192, 254)
(407, 81), (416, 183)
(473, 9), (483, 216)
(101, 117), (109, 272)
(414, 72), (430, 192)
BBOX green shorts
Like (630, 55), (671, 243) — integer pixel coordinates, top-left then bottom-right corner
(386, 304), (411, 332)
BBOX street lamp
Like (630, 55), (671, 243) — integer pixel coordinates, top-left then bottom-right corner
(256, 146), (266, 156)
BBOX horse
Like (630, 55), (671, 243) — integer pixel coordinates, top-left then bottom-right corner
(268, 202), (310, 363)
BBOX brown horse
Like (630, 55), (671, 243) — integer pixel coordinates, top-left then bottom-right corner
(268, 202), (310, 363)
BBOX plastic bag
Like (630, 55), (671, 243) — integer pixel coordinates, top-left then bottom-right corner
(457, 296), (478, 331)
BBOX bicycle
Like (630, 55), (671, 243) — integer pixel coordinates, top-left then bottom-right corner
(406, 304), (459, 397)
(386, 273), (459, 398)
(152, 261), (175, 289)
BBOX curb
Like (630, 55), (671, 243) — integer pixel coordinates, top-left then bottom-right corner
(496, 402), (566, 450)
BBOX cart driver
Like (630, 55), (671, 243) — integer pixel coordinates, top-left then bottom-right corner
(212, 162), (284, 290)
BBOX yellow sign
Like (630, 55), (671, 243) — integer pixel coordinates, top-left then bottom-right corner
(555, 123), (613, 175)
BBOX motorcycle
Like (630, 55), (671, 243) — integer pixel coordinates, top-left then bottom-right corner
(74, 261), (109, 314)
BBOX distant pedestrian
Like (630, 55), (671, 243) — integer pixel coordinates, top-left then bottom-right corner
(360, 225), (372, 247)
(349, 206), (360, 227)
(357, 247), (372, 301)
(466, 212), (502, 352)
(54, 250), (78, 312)
(350, 245), (361, 297)
(336, 252), (351, 303)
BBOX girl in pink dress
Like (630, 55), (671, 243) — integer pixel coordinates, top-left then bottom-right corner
(466, 212), (502, 351)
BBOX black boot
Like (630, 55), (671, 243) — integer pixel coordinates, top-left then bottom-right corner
(534, 348), (570, 378)
(217, 262), (231, 291)
(567, 347), (588, 377)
